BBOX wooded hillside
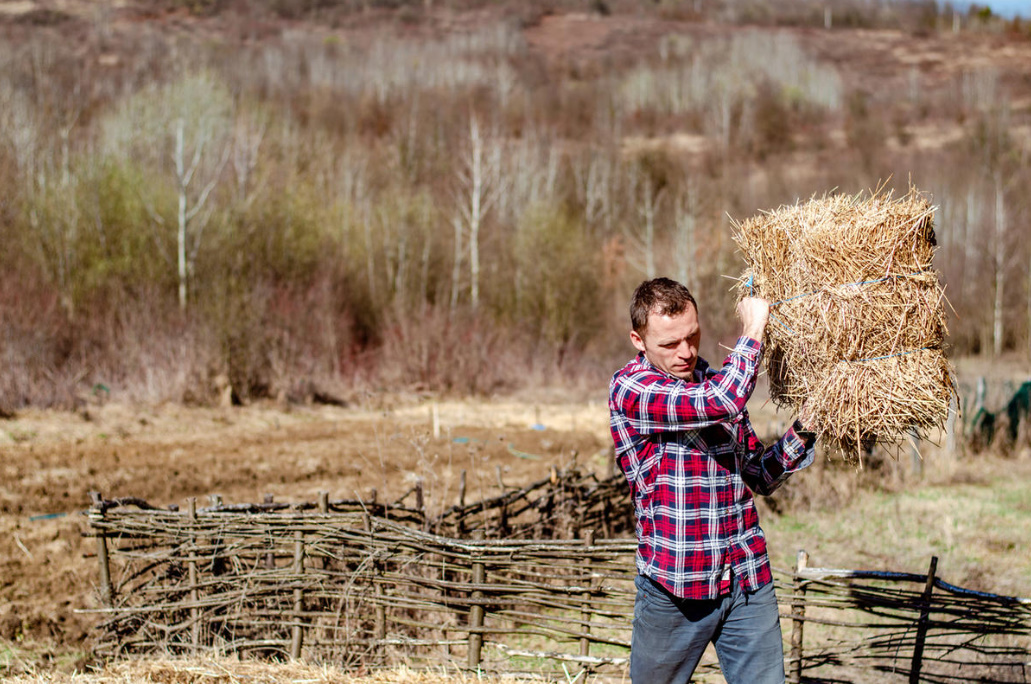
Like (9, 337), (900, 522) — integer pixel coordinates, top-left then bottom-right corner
(1, 0), (1028, 409)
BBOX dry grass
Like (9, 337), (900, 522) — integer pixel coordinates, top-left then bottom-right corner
(2, 658), (543, 683)
(733, 187), (956, 464)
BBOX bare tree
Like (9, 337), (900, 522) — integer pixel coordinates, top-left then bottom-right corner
(449, 213), (464, 312)
(2, 78), (86, 317)
(171, 116), (230, 310)
(331, 146), (376, 304)
(451, 116), (502, 311)
(102, 71), (233, 311)
(962, 183), (981, 305)
(230, 107), (268, 208)
(497, 128), (559, 226)
(623, 167), (666, 280)
(970, 93), (1024, 357)
(992, 168), (1007, 357)
(955, 67), (1027, 356)
(572, 147), (614, 232)
(674, 181), (700, 294)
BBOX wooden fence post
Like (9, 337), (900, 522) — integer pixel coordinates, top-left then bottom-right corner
(789, 549), (809, 684)
(290, 529), (305, 660)
(316, 491), (331, 575)
(416, 479), (427, 532)
(264, 494), (276, 569)
(363, 513), (387, 641)
(456, 470), (467, 538)
(467, 530), (486, 670)
(910, 555), (938, 684)
(580, 530), (594, 658)
(945, 395), (958, 460)
(188, 497), (201, 649)
(89, 492), (114, 608)
(909, 429), (923, 479)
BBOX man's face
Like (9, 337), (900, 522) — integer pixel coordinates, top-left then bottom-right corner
(629, 305), (702, 381)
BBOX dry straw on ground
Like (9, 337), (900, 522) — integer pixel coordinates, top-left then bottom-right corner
(732, 187), (956, 464)
(2, 659), (543, 683)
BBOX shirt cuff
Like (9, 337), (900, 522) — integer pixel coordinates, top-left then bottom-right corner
(783, 422), (817, 470)
(791, 419), (816, 443)
(736, 336), (762, 360)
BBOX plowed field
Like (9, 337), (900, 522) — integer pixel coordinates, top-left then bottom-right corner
(0, 397), (612, 670)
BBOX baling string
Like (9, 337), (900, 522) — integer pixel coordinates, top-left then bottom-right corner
(747, 270), (935, 363)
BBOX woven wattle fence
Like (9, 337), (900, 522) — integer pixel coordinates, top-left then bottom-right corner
(87, 470), (1031, 682)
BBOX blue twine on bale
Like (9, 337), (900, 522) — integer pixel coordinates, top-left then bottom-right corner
(747, 273), (796, 334)
(770, 270), (931, 308)
(750, 269), (936, 363)
(845, 346), (931, 364)
(769, 313), (796, 335)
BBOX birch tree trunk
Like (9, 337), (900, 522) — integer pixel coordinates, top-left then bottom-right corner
(674, 184), (698, 292)
(450, 214), (463, 313)
(175, 120), (189, 311)
(638, 176), (662, 280)
(452, 117), (500, 312)
(621, 168), (664, 281)
(102, 74), (234, 313)
(467, 119), (484, 310)
(993, 170), (1006, 357)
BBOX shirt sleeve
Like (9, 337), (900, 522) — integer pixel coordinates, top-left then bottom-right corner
(739, 416), (815, 496)
(610, 336), (763, 435)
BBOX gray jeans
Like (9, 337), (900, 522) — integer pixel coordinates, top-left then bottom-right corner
(630, 574), (785, 684)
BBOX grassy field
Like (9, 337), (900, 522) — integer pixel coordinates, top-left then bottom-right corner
(766, 453), (1031, 599)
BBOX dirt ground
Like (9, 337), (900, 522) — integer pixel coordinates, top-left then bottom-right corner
(3, 380), (1031, 679)
(1, 658), (542, 683)
(0, 394), (614, 671)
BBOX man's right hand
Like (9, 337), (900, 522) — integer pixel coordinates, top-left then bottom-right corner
(737, 297), (770, 342)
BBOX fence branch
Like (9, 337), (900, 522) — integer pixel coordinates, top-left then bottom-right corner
(85, 479), (1031, 682)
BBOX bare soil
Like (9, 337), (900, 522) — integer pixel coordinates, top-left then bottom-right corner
(0, 396), (612, 670)
(3, 384), (1030, 679)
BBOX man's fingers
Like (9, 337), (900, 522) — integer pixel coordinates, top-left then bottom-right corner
(738, 297), (770, 340)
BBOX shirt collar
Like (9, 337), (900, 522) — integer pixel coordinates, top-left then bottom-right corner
(635, 351), (705, 383)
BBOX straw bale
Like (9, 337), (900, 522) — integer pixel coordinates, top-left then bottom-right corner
(732, 188), (956, 463)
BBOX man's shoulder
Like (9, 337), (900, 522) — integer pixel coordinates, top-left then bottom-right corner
(611, 355), (656, 385)
(609, 356), (651, 402)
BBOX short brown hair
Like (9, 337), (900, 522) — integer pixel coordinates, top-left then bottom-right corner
(630, 278), (697, 334)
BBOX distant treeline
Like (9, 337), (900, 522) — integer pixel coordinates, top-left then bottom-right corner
(0, 0), (1027, 409)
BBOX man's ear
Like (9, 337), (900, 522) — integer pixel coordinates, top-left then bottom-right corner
(630, 329), (646, 354)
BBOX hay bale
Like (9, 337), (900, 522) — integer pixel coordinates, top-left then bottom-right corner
(732, 187), (956, 463)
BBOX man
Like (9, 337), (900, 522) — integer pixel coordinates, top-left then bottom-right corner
(609, 277), (815, 684)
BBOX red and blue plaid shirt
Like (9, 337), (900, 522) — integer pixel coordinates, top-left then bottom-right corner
(609, 336), (814, 600)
